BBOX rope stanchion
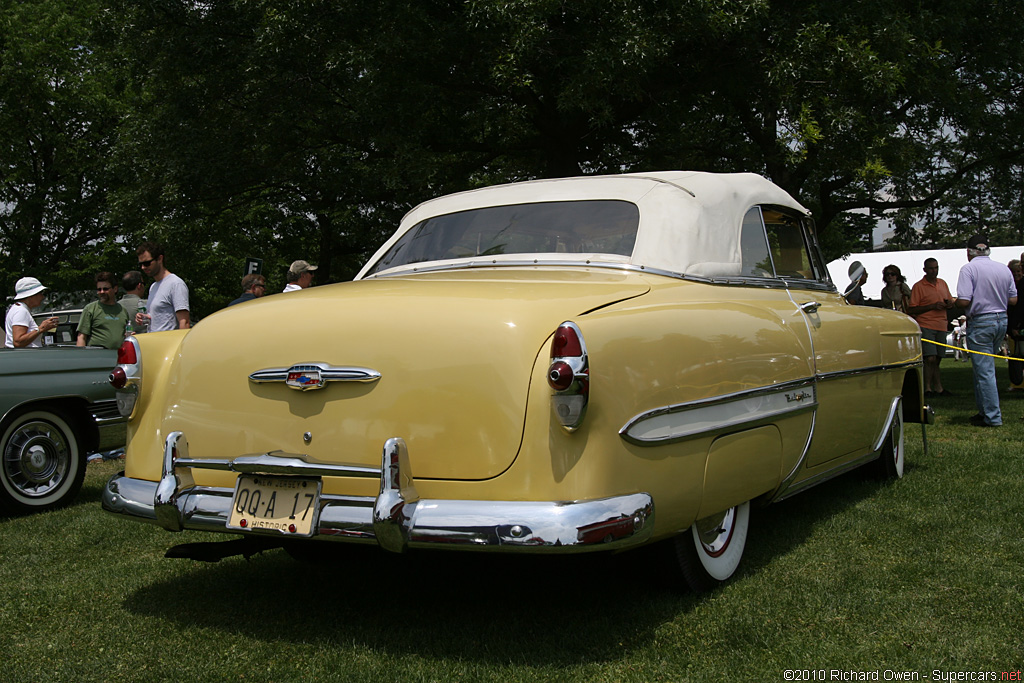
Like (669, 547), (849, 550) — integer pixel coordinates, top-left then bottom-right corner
(921, 338), (1014, 361)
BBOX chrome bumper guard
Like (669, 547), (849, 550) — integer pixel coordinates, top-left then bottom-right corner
(102, 432), (654, 553)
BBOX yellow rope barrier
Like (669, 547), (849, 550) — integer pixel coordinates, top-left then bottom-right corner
(921, 338), (1018, 361)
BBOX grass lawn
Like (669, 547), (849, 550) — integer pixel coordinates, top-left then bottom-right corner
(1, 362), (1021, 682)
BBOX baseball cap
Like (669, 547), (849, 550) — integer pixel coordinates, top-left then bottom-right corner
(288, 260), (318, 275)
(967, 234), (989, 250)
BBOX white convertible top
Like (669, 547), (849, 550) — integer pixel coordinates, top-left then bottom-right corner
(356, 171), (810, 279)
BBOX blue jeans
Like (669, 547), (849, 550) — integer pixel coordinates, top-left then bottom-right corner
(966, 312), (1007, 425)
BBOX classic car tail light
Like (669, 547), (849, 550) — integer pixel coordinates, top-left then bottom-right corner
(551, 325), (584, 357)
(109, 366), (127, 389)
(116, 339), (138, 366)
(548, 322), (589, 431)
(110, 337), (142, 417)
(547, 361), (574, 391)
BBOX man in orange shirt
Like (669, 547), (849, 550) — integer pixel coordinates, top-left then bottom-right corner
(908, 258), (954, 396)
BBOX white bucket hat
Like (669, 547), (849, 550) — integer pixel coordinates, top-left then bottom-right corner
(13, 277), (48, 301)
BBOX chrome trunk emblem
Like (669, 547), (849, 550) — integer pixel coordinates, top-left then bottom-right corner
(287, 366), (325, 390)
(249, 363), (381, 391)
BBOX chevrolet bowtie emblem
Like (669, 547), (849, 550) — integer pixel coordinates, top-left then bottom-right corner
(249, 363), (381, 391)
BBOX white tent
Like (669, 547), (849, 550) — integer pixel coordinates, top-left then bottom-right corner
(827, 246), (1024, 301)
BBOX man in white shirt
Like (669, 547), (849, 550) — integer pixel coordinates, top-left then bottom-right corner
(135, 241), (191, 332)
(282, 260), (317, 293)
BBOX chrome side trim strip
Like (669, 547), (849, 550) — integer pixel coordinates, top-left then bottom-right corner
(771, 449), (881, 502)
(619, 379), (816, 445)
(105, 433), (654, 554)
(816, 361), (921, 382)
(770, 410), (817, 501)
(770, 396), (900, 502)
(871, 397), (902, 453)
(89, 399), (123, 422)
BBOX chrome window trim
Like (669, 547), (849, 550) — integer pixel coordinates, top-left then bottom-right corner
(361, 259), (842, 293)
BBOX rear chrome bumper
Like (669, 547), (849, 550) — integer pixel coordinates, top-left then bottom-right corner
(102, 432), (654, 553)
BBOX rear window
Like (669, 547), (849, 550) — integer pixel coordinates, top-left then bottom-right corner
(366, 200), (639, 275)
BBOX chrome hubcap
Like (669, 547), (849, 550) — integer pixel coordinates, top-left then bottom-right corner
(3, 421), (70, 496)
(694, 507), (735, 556)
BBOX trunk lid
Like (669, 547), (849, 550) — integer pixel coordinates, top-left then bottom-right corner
(163, 269), (649, 480)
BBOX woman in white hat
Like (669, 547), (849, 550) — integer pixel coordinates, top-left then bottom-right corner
(5, 277), (58, 348)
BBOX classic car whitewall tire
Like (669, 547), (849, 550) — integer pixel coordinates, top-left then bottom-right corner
(0, 409), (85, 514)
(875, 403), (905, 480)
(674, 501), (750, 592)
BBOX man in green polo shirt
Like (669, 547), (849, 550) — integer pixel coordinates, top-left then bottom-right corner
(76, 271), (128, 349)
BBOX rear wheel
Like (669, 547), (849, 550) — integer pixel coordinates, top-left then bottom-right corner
(673, 501), (750, 592)
(0, 409), (85, 514)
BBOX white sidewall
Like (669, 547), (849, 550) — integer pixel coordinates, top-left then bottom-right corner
(0, 411), (80, 507)
(692, 501), (750, 581)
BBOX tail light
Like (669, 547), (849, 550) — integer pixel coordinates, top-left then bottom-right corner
(110, 337), (142, 417)
(548, 322), (589, 430)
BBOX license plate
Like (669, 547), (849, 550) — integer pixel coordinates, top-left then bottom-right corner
(227, 475), (321, 536)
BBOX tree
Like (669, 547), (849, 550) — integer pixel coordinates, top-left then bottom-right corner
(96, 0), (1024, 306)
(0, 0), (126, 293)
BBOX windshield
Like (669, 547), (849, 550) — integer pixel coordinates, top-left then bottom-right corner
(366, 200), (640, 275)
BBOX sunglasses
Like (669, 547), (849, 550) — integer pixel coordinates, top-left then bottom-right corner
(138, 258), (155, 267)
(97, 286), (112, 292)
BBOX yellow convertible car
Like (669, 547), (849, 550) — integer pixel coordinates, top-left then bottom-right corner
(103, 171), (929, 591)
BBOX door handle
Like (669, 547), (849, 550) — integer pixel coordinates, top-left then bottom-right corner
(799, 301), (821, 314)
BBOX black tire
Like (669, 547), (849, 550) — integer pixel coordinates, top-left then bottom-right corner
(0, 409), (86, 514)
(874, 401), (905, 480)
(672, 501), (750, 593)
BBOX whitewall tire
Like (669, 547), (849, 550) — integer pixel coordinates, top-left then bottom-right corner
(0, 409), (86, 514)
(674, 501), (751, 592)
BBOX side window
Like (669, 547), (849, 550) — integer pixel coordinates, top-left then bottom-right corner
(762, 207), (817, 280)
(739, 207), (774, 277)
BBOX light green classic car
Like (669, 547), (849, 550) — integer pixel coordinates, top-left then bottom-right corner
(104, 171), (931, 591)
(0, 346), (125, 513)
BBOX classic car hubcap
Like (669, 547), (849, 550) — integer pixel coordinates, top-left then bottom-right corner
(694, 508), (736, 557)
(4, 421), (70, 495)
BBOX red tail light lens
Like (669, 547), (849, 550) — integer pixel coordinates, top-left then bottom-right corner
(547, 361), (574, 391)
(552, 325), (583, 357)
(117, 339), (138, 365)
(109, 366), (127, 389)
(548, 322), (589, 431)
(111, 336), (142, 417)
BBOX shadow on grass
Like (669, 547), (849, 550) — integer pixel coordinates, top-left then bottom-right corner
(118, 464), (900, 666)
(0, 462), (117, 520)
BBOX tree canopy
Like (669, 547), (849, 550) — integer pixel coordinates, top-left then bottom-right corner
(2, 0), (1023, 316)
